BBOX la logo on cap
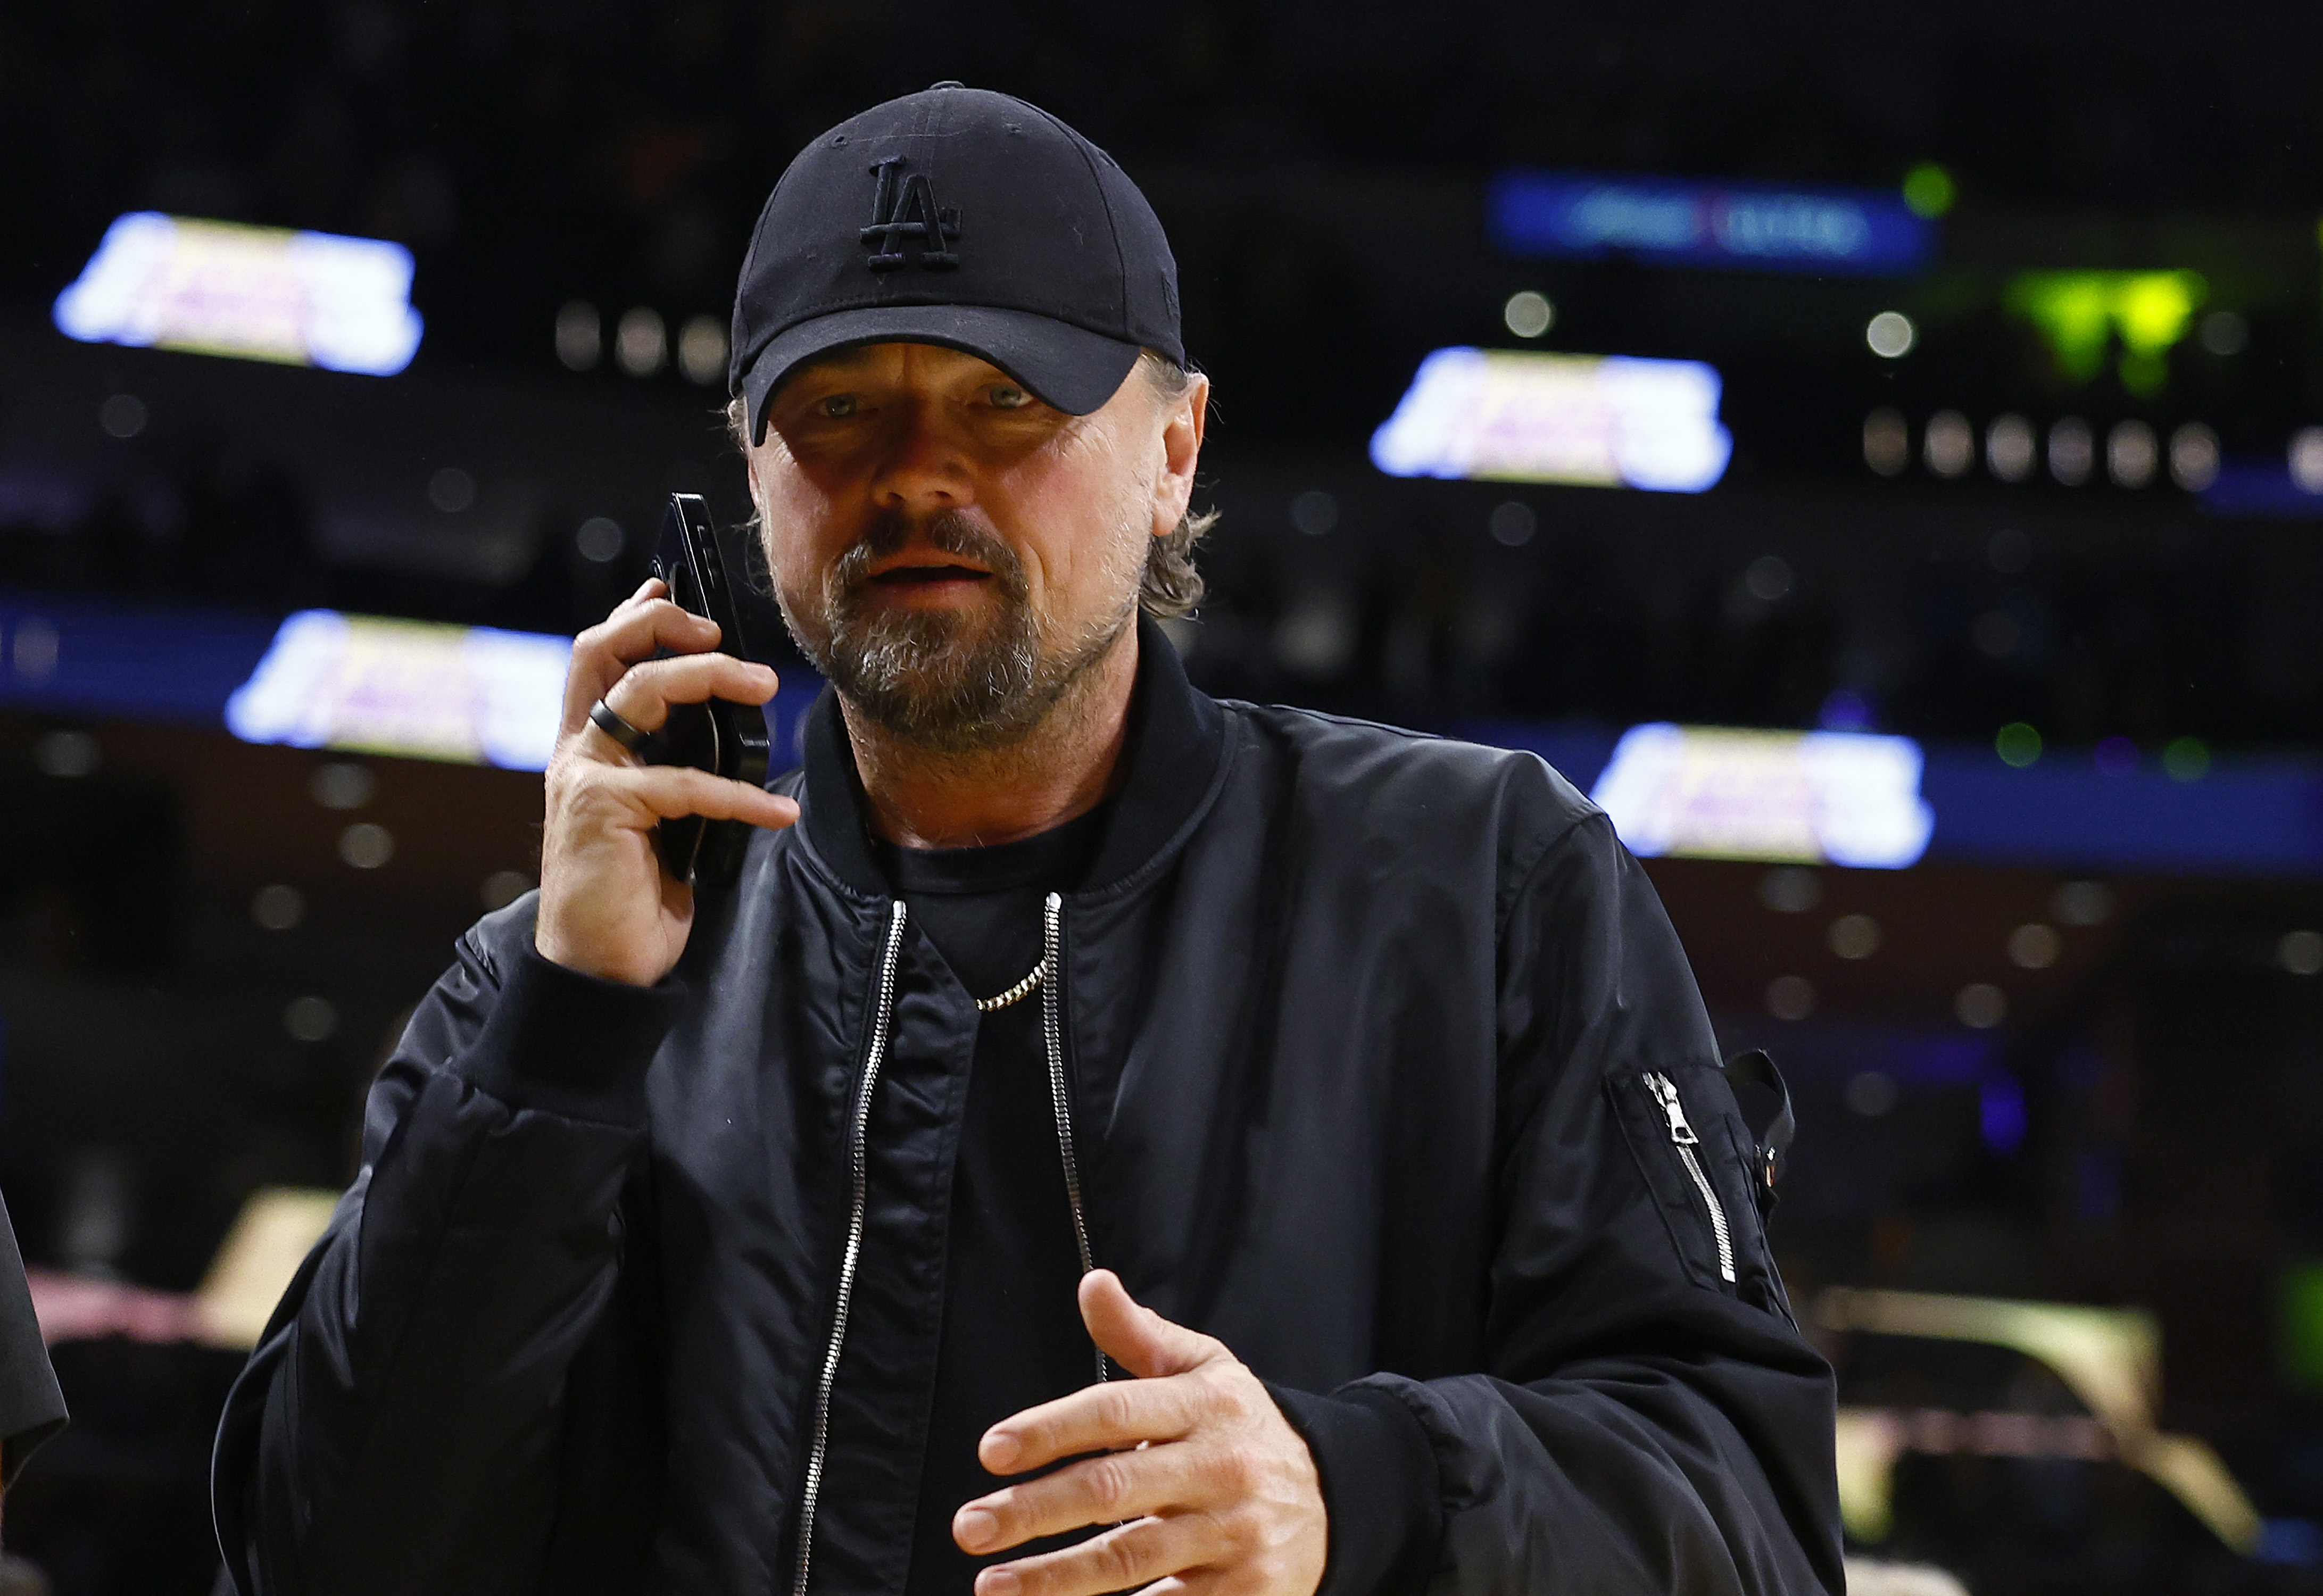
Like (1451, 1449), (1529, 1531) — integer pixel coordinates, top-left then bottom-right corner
(860, 155), (960, 273)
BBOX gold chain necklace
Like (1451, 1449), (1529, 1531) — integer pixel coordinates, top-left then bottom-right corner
(974, 955), (1049, 1013)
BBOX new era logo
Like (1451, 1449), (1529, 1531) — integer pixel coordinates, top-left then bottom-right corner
(860, 156), (960, 272)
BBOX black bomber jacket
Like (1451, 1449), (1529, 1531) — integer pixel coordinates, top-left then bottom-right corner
(212, 617), (1844, 1596)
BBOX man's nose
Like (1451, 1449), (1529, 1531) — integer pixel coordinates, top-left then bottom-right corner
(869, 403), (974, 515)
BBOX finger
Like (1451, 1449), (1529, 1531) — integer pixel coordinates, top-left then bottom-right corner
(1080, 1271), (1221, 1382)
(981, 1373), (1204, 1476)
(1131, 1577), (1204, 1596)
(601, 577), (668, 619)
(956, 1439), (1219, 1554)
(587, 653), (778, 743)
(561, 598), (723, 731)
(588, 763), (801, 833)
(587, 595), (720, 669)
(974, 1512), (1230, 1596)
(580, 654), (777, 762)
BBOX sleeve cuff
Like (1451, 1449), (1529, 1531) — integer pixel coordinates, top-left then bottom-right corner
(454, 943), (685, 1123)
(1266, 1381), (1442, 1596)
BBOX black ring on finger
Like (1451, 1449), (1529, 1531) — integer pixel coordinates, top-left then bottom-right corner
(589, 698), (652, 754)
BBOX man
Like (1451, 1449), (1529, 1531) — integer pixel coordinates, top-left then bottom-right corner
(213, 85), (1840, 1596)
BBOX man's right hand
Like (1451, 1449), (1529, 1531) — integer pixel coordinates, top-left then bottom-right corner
(535, 578), (801, 987)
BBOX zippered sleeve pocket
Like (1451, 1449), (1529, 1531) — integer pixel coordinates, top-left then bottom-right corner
(1645, 1070), (1736, 1282)
(1606, 1065), (1783, 1311)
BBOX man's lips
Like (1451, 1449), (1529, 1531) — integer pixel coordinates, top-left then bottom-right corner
(866, 563), (992, 587)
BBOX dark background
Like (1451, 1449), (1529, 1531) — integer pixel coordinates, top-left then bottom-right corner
(5, 3), (2323, 1592)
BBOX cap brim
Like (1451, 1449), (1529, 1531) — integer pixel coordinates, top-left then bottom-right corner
(740, 305), (1143, 444)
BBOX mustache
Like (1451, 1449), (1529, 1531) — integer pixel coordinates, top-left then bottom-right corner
(829, 509), (1029, 604)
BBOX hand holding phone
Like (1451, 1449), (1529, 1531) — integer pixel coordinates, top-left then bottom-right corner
(534, 498), (795, 987)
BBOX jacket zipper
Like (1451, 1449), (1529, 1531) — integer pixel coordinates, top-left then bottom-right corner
(1644, 1071), (1736, 1283)
(1042, 892), (1107, 1384)
(791, 900), (909, 1596)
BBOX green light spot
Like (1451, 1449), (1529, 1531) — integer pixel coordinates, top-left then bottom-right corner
(2118, 348), (2168, 396)
(2284, 1264), (2323, 1392)
(2004, 270), (2209, 387)
(1902, 163), (1956, 220)
(2163, 736), (2211, 782)
(1996, 722), (2043, 768)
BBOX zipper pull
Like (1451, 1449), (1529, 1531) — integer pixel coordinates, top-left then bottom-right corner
(1647, 1072), (1700, 1145)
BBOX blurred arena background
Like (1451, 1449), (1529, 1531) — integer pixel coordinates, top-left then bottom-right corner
(6, 3), (2323, 1591)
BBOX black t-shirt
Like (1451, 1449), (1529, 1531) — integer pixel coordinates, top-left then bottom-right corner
(878, 806), (1109, 1596)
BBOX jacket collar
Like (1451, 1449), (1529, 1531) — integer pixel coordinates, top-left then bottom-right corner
(799, 613), (1226, 898)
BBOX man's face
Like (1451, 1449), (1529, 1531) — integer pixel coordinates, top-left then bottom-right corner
(745, 342), (1204, 752)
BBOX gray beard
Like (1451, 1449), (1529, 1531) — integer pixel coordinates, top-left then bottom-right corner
(778, 509), (1132, 754)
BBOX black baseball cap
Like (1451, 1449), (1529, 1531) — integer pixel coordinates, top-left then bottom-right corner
(729, 84), (1185, 445)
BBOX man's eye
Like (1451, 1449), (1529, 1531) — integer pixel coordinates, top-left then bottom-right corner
(989, 385), (1031, 410)
(818, 394), (859, 419)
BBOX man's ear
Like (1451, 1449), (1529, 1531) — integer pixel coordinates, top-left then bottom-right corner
(1152, 371), (1209, 539)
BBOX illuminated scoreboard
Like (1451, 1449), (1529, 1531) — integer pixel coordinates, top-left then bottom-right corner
(52, 211), (424, 375)
(1590, 723), (1936, 870)
(1370, 347), (1732, 493)
(226, 612), (569, 770)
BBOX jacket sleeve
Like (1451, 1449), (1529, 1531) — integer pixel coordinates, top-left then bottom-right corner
(0, 1188), (68, 1486)
(210, 903), (682, 1596)
(1278, 809), (1844, 1596)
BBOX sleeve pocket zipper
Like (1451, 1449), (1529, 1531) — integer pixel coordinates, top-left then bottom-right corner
(1644, 1071), (1736, 1283)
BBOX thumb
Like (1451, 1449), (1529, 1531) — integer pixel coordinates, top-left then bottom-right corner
(1078, 1269), (1216, 1379)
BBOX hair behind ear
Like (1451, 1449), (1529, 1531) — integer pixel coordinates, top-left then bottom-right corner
(1136, 353), (1217, 620)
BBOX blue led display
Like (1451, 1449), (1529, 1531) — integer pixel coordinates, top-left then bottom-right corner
(1490, 171), (1935, 276)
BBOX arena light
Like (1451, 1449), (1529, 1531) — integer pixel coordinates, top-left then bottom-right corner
(1819, 1289), (2262, 1553)
(225, 611), (570, 769)
(2004, 270), (2204, 394)
(52, 212), (423, 375)
(1370, 347), (1731, 492)
(1865, 311), (1916, 358)
(1589, 723), (1934, 868)
(1901, 162), (1956, 220)
(1490, 171), (1934, 275)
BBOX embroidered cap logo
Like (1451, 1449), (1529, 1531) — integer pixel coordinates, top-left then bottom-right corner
(860, 156), (961, 272)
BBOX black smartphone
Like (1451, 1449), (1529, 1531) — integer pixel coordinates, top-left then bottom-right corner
(646, 492), (771, 890)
